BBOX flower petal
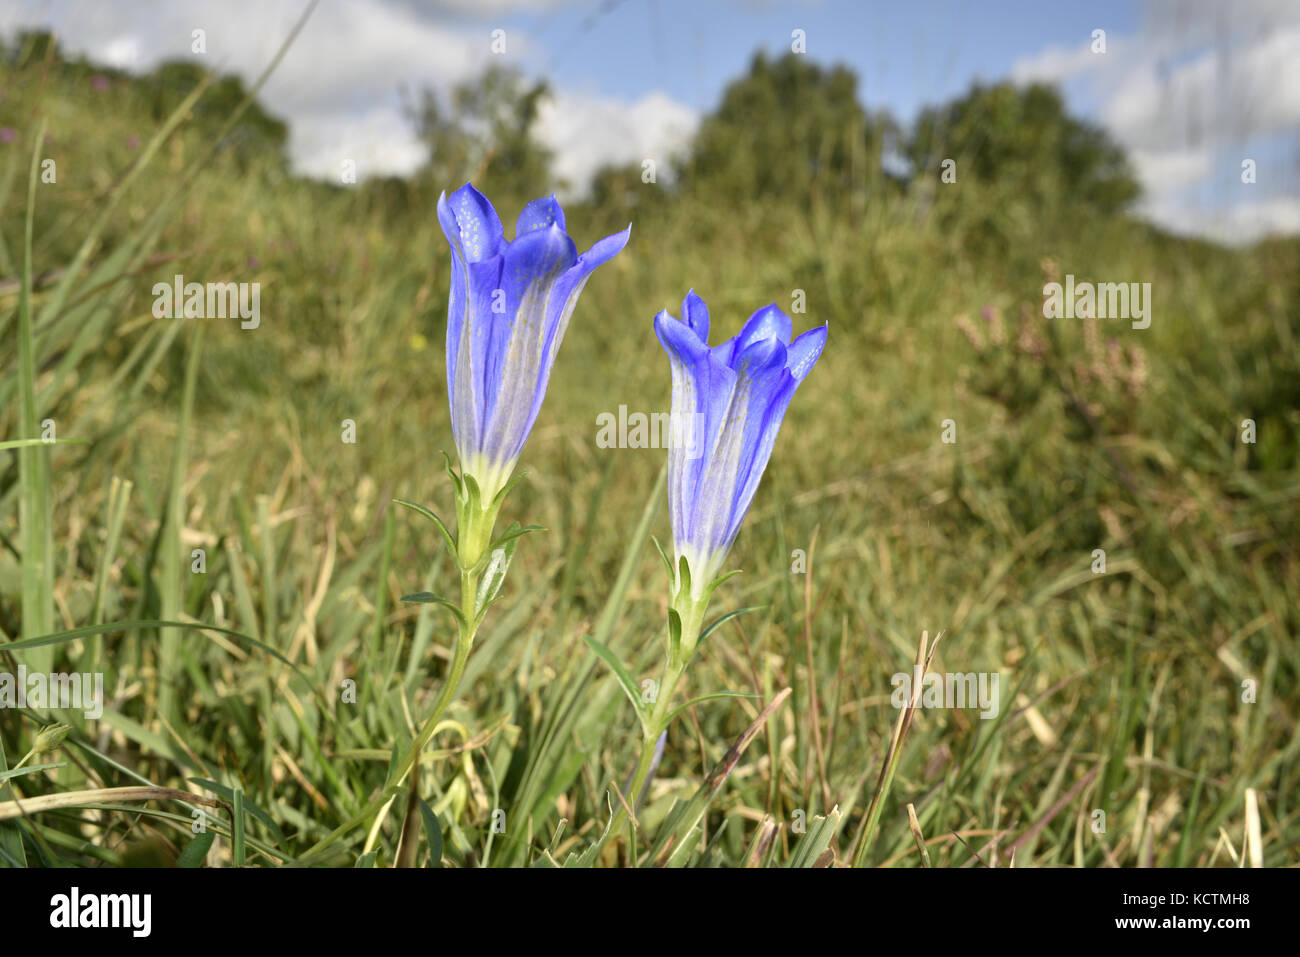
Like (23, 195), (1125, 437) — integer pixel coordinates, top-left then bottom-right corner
(576, 224), (632, 277)
(655, 309), (737, 556)
(734, 303), (793, 353)
(682, 289), (710, 343)
(442, 182), (504, 264)
(543, 224), (632, 338)
(475, 224), (579, 463)
(722, 368), (798, 548)
(449, 256), (505, 459)
(690, 337), (790, 561)
(785, 323), (828, 383)
(516, 195), (566, 236)
(655, 292), (826, 597)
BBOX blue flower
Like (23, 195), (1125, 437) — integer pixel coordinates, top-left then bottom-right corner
(438, 183), (630, 503)
(655, 291), (827, 599)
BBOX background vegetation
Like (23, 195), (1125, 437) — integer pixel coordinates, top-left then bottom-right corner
(1, 28), (1296, 868)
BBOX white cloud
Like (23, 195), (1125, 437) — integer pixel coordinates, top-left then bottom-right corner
(0, 0), (507, 178)
(535, 89), (699, 198)
(393, 0), (566, 13)
(1101, 26), (1300, 153)
(1010, 0), (1300, 243)
(1143, 196), (1300, 245)
(1010, 41), (1106, 85)
(1, 0), (699, 190)
(1128, 145), (1216, 193)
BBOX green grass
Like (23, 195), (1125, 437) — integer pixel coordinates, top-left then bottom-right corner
(0, 46), (1297, 869)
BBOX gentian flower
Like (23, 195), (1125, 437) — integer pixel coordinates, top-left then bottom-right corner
(655, 291), (827, 603)
(438, 183), (630, 516)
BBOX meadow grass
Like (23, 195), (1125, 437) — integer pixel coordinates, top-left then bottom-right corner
(0, 48), (1296, 868)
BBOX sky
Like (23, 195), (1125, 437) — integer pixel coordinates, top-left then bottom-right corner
(2, 0), (1298, 243)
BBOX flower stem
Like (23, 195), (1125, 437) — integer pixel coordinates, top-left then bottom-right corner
(603, 581), (711, 861)
(389, 565), (478, 863)
(606, 657), (684, 857)
(302, 559), (482, 863)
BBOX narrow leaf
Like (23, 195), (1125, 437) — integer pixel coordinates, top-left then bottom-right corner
(419, 797), (444, 868)
(583, 635), (649, 734)
(176, 830), (215, 868)
(393, 498), (457, 555)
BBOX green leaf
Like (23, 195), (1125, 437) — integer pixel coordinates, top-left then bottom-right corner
(393, 498), (457, 555)
(399, 593), (468, 629)
(176, 830), (215, 868)
(662, 691), (761, 725)
(354, 851), (378, 868)
(699, 605), (766, 644)
(382, 740), (404, 789)
(582, 635), (649, 734)
(230, 787), (246, 867)
(0, 438), (89, 450)
(418, 798), (443, 868)
(189, 778), (284, 846)
(5, 620), (313, 689)
(0, 762), (63, 784)
(786, 807), (844, 868)
(489, 524), (545, 551)
(16, 117), (54, 679)
(476, 528), (520, 612)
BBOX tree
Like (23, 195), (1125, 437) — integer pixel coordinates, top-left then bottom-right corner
(408, 66), (552, 201)
(681, 52), (899, 204)
(908, 81), (1140, 214)
(145, 61), (290, 171)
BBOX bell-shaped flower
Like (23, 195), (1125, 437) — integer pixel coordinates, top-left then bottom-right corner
(438, 183), (630, 507)
(654, 291), (827, 602)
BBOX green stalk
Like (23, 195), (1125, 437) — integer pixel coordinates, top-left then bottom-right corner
(607, 658), (686, 850)
(849, 630), (943, 867)
(604, 591), (709, 858)
(16, 118), (54, 678)
(301, 496), (495, 863)
(404, 565), (480, 779)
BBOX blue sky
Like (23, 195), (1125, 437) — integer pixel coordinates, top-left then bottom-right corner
(2, 0), (1296, 242)
(496, 0), (1139, 121)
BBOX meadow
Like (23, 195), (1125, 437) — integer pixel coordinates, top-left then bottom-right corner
(1, 31), (1297, 869)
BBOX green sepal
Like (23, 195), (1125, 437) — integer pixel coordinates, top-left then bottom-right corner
(675, 554), (693, 601)
(440, 450), (463, 496)
(703, 569), (742, 601)
(650, 535), (674, 579)
(393, 498), (457, 555)
(459, 472), (483, 511)
(667, 607), (683, 661)
(583, 634), (650, 736)
(490, 469), (530, 509)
